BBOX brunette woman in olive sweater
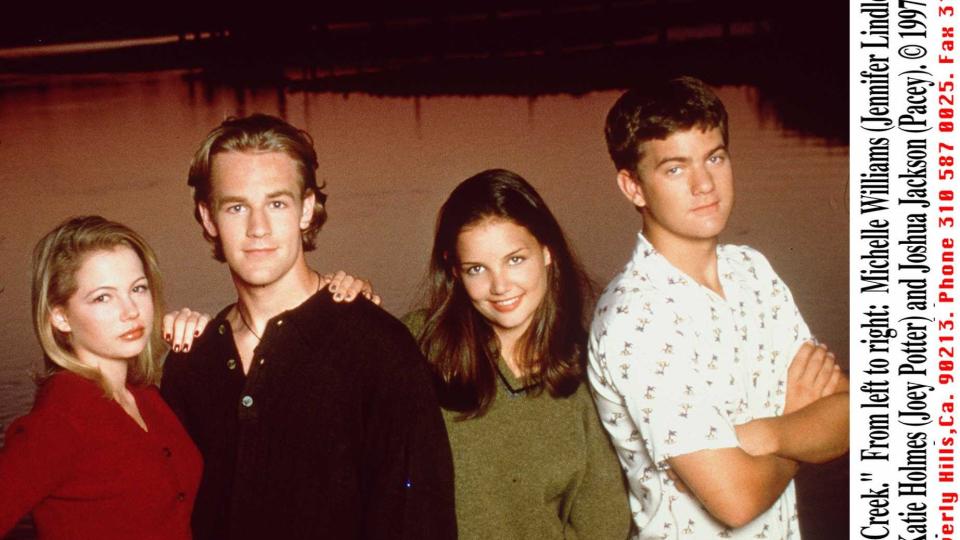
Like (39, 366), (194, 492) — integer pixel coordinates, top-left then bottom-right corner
(404, 170), (631, 540)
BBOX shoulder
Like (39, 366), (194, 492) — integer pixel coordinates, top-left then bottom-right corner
(34, 371), (103, 410)
(400, 309), (427, 337)
(571, 381), (600, 412)
(593, 273), (679, 338)
(719, 243), (778, 276)
(162, 304), (233, 378)
(318, 292), (415, 344)
(295, 291), (422, 363)
(16, 372), (98, 436)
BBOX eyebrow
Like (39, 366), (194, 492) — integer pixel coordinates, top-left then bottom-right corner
(83, 286), (117, 299)
(654, 144), (728, 168)
(216, 190), (297, 208)
(459, 247), (528, 267)
(81, 276), (148, 299)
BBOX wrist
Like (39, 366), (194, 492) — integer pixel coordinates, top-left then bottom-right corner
(737, 417), (781, 457)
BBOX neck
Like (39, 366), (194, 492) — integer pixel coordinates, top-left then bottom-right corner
(644, 228), (723, 295)
(78, 353), (129, 393)
(494, 326), (527, 377)
(233, 260), (319, 326)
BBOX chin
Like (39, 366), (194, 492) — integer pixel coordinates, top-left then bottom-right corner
(235, 266), (285, 286)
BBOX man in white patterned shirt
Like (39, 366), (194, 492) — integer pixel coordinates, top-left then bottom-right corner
(588, 76), (849, 538)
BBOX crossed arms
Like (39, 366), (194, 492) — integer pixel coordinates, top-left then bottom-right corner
(668, 342), (849, 528)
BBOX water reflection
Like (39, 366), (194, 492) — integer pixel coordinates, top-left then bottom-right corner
(0, 71), (848, 539)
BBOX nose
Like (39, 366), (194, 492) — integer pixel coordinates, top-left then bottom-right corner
(120, 294), (140, 321)
(489, 269), (511, 296)
(247, 207), (271, 239)
(690, 165), (716, 195)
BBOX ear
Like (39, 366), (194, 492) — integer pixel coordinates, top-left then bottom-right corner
(616, 170), (646, 209)
(299, 190), (316, 231)
(50, 306), (71, 333)
(198, 202), (219, 238)
(542, 245), (552, 267)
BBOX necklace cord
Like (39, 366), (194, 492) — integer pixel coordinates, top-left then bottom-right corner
(235, 272), (323, 342)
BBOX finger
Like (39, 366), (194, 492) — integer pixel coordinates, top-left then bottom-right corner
(800, 344), (827, 387)
(333, 276), (356, 302)
(179, 312), (209, 353)
(195, 313), (210, 337)
(162, 312), (177, 343)
(810, 353), (837, 397)
(787, 342), (815, 382)
(171, 307), (193, 353)
(369, 293), (382, 306)
(343, 277), (367, 301)
(811, 351), (836, 391)
(339, 276), (359, 301)
(822, 365), (842, 396)
(327, 270), (348, 293)
(360, 280), (374, 297)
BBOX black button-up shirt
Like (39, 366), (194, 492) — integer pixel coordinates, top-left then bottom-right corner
(161, 290), (456, 539)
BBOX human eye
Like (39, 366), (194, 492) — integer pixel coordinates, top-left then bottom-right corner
(508, 255), (526, 265)
(225, 203), (245, 214)
(708, 153), (726, 165)
(92, 293), (111, 303)
(665, 166), (683, 176)
(464, 265), (484, 276)
(269, 200), (289, 209)
(132, 283), (150, 294)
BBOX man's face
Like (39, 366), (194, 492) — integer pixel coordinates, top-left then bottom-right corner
(199, 151), (315, 289)
(618, 127), (734, 248)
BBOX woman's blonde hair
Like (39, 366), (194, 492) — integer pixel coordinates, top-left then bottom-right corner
(32, 216), (165, 390)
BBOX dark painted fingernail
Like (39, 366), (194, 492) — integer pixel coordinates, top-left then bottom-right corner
(183, 344), (190, 352)
(164, 333), (171, 340)
(173, 345), (180, 352)
(195, 330), (201, 337)
(334, 293), (342, 301)
(329, 284), (337, 292)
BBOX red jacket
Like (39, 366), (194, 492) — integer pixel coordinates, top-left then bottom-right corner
(0, 371), (201, 539)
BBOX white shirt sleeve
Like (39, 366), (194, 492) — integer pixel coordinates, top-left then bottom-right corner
(592, 294), (742, 467)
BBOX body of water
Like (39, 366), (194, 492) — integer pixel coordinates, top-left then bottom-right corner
(0, 70), (849, 537)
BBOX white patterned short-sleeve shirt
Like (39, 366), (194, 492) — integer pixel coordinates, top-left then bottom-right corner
(588, 234), (811, 539)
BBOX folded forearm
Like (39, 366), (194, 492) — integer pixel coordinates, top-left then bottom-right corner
(670, 448), (798, 528)
(738, 393), (849, 463)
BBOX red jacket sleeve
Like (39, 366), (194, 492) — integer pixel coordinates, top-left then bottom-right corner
(0, 405), (80, 535)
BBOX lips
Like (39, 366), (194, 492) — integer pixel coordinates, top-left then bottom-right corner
(120, 327), (145, 341)
(490, 295), (523, 313)
(243, 246), (277, 257)
(691, 201), (720, 214)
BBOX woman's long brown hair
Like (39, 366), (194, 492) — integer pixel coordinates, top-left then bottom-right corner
(417, 169), (590, 418)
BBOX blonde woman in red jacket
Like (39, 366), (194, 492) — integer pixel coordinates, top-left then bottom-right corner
(0, 216), (202, 539)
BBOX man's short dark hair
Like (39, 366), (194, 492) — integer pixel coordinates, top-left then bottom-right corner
(187, 114), (328, 262)
(604, 76), (729, 174)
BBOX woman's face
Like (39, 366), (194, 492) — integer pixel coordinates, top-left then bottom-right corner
(51, 246), (154, 368)
(455, 218), (551, 344)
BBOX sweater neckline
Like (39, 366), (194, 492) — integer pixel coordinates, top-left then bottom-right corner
(495, 357), (537, 395)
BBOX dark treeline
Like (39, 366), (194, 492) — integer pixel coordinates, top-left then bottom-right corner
(1, 2), (847, 140)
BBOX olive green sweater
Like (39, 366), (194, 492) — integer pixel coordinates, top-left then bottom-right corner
(403, 312), (631, 540)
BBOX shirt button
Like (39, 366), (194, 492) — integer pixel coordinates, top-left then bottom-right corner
(176, 492), (186, 502)
(162, 447), (172, 458)
(258, 357), (265, 366)
(241, 395), (254, 407)
(227, 358), (237, 370)
(276, 319), (283, 326)
(218, 324), (226, 335)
